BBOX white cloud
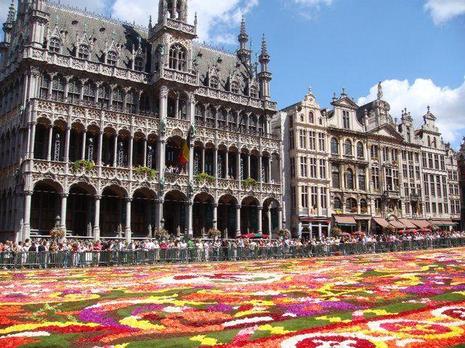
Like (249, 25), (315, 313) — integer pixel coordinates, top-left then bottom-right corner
(293, 0), (333, 6)
(425, 0), (465, 25)
(358, 78), (465, 146)
(111, 0), (259, 43)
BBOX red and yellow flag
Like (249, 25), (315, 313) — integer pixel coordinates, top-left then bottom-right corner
(178, 140), (189, 166)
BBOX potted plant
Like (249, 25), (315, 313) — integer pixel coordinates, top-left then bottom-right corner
(278, 228), (291, 239)
(208, 228), (221, 239)
(50, 227), (65, 241)
(242, 177), (258, 189)
(195, 172), (215, 184)
(154, 228), (169, 240)
(331, 226), (342, 237)
(71, 160), (95, 173)
(134, 166), (157, 179)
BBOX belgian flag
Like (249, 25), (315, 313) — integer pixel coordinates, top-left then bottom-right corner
(178, 139), (189, 166)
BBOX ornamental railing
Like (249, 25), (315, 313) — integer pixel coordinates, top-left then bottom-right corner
(2, 237), (465, 269)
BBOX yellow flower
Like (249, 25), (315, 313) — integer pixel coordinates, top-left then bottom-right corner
(120, 316), (165, 331)
(363, 309), (392, 316)
(315, 316), (351, 323)
(190, 335), (218, 346)
(234, 309), (268, 318)
(257, 324), (291, 335)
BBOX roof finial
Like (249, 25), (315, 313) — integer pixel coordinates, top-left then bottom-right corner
(6, 0), (16, 24)
(240, 15), (246, 35)
(377, 81), (383, 100)
(427, 105), (431, 113)
(261, 34), (268, 55)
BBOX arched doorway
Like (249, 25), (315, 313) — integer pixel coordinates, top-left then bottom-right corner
(166, 136), (187, 174)
(163, 190), (187, 236)
(31, 180), (61, 235)
(193, 192), (214, 237)
(263, 198), (280, 236)
(67, 183), (96, 237)
(132, 188), (156, 238)
(241, 196), (259, 234)
(218, 194), (237, 238)
(101, 185), (127, 238)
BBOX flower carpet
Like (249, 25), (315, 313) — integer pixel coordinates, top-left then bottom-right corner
(2, 249), (465, 347)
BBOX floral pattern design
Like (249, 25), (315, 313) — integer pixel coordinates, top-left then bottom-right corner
(1, 249), (465, 347)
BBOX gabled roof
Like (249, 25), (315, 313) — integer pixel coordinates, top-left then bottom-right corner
(331, 96), (359, 110)
(368, 123), (405, 142)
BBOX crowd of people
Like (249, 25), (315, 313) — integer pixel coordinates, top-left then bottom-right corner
(0, 230), (464, 268)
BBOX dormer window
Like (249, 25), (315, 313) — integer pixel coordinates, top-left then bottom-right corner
(210, 76), (219, 89)
(107, 51), (117, 66)
(49, 37), (61, 53)
(134, 57), (144, 71)
(231, 81), (239, 94)
(78, 44), (90, 60)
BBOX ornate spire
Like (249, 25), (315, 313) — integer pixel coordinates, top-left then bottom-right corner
(237, 15), (251, 64)
(6, 1), (15, 23)
(259, 34), (270, 63)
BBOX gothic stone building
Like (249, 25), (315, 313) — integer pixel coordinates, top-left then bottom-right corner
(279, 85), (461, 238)
(0, 0), (283, 242)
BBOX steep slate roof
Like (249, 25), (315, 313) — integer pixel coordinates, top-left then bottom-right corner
(46, 2), (149, 69)
(43, 2), (256, 91)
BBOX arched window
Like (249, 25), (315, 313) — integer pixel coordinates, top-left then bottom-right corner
(126, 90), (138, 113)
(250, 85), (258, 98)
(195, 103), (205, 125)
(228, 111), (237, 130)
(107, 51), (117, 66)
(78, 44), (90, 59)
(258, 115), (265, 135)
(49, 37), (61, 53)
(68, 78), (81, 104)
(357, 142), (364, 159)
(331, 138), (339, 155)
(169, 44), (187, 71)
(332, 165), (340, 188)
(344, 139), (353, 157)
(51, 75), (66, 102)
(40, 74), (51, 99)
(112, 87), (125, 111)
(210, 76), (219, 89)
(98, 84), (110, 108)
(239, 113), (247, 132)
(134, 57), (144, 71)
(309, 112), (314, 124)
(140, 92), (150, 113)
(206, 106), (216, 128)
(346, 198), (357, 213)
(334, 197), (342, 210)
(346, 168), (354, 190)
(249, 114), (257, 133)
(83, 81), (96, 104)
(360, 199), (368, 214)
(231, 81), (240, 94)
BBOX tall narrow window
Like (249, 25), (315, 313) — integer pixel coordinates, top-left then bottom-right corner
(40, 74), (51, 99)
(112, 87), (125, 111)
(343, 110), (350, 129)
(83, 81), (96, 104)
(331, 138), (339, 155)
(68, 78), (81, 104)
(357, 142), (364, 159)
(169, 44), (187, 71)
(98, 84), (110, 108)
(346, 169), (354, 190)
(344, 139), (353, 157)
(51, 75), (66, 102)
(332, 165), (340, 188)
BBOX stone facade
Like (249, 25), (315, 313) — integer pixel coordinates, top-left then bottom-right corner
(278, 85), (462, 238)
(0, 0), (283, 242)
(458, 139), (465, 230)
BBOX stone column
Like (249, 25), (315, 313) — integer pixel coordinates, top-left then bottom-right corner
(187, 200), (193, 238)
(23, 191), (32, 241)
(157, 199), (164, 230)
(81, 131), (87, 160)
(47, 126), (53, 161)
(201, 147), (205, 173)
(269, 157), (273, 183)
(143, 138), (147, 167)
(225, 151), (229, 179)
(128, 135), (134, 168)
(258, 154), (263, 183)
(97, 131), (103, 166)
(188, 140), (194, 183)
(257, 206), (263, 234)
(159, 139), (166, 177)
(61, 193), (68, 231)
(93, 195), (101, 240)
(236, 204), (242, 237)
(247, 153), (251, 179)
(64, 126), (71, 163)
(214, 147), (218, 185)
(113, 134), (118, 167)
(29, 122), (36, 159)
(278, 208), (283, 230)
(125, 198), (132, 242)
(213, 203), (218, 229)
(267, 209), (272, 235)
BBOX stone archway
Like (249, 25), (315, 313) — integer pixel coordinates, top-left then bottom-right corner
(132, 188), (157, 238)
(218, 194), (238, 239)
(31, 180), (62, 235)
(101, 185), (127, 238)
(67, 182), (96, 237)
(193, 192), (214, 237)
(263, 197), (280, 236)
(163, 190), (187, 236)
(241, 196), (259, 234)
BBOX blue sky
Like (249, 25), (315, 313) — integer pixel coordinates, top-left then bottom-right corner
(1, 0), (464, 147)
